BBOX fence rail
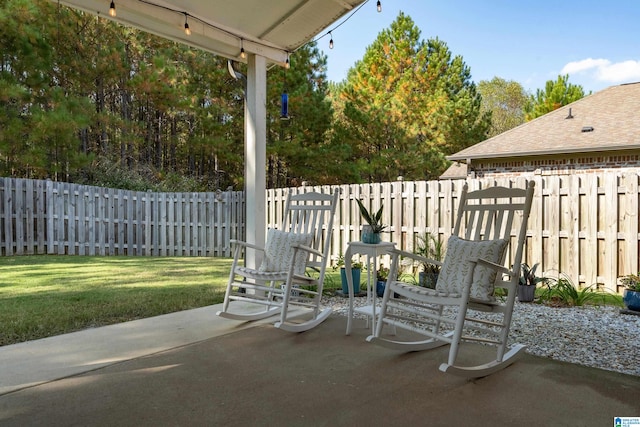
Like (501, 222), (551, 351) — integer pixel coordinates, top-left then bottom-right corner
(2, 173), (639, 292)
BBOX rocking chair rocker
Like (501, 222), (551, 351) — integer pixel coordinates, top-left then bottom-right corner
(367, 182), (535, 378)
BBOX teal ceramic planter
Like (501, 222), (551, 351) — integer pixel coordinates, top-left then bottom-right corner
(361, 225), (381, 244)
(340, 267), (361, 295)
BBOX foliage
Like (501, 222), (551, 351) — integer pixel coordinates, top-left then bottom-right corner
(619, 273), (640, 292)
(477, 77), (528, 138)
(0, 255), (230, 346)
(414, 231), (445, 273)
(376, 266), (390, 281)
(266, 42), (334, 187)
(0, 0), (333, 190)
(525, 74), (588, 120)
(332, 254), (363, 270)
(519, 263), (548, 287)
(539, 275), (607, 307)
(355, 199), (387, 233)
(333, 12), (490, 182)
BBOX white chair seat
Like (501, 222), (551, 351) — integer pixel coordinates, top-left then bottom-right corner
(234, 266), (288, 281)
(392, 281), (462, 299)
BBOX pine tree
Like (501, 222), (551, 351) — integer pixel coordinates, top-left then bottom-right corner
(335, 12), (490, 182)
(525, 74), (587, 120)
(266, 42), (333, 187)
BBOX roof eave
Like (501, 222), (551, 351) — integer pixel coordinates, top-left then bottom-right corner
(447, 144), (640, 162)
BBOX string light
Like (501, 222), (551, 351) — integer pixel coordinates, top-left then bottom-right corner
(184, 13), (191, 35)
(109, 1), (116, 17)
(240, 39), (246, 59)
(315, 0), (380, 54)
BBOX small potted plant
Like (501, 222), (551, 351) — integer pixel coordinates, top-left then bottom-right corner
(376, 266), (390, 297)
(414, 231), (445, 288)
(518, 263), (547, 302)
(619, 273), (640, 312)
(333, 254), (364, 296)
(355, 199), (386, 244)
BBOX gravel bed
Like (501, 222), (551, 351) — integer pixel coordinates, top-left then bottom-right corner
(321, 294), (640, 377)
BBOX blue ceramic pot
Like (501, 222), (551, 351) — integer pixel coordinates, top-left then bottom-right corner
(361, 225), (381, 244)
(623, 289), (640, 311)
(376, 280), (386, 297)
(340, 267), (361, 295)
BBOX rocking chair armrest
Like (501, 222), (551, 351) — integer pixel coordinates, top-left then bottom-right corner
(476, 258), (510, 276)
(291, 244), (323, 258)
(229, 239), (266, 252)
(389, 248), (443, 267)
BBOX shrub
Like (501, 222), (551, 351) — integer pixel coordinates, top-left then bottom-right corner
(539, 275), (607, 307)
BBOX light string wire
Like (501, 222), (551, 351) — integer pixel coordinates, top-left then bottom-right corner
(311, 0), (372, 48)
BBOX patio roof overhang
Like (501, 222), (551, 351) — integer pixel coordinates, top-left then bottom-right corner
(54, 0), (366, 266)
(57, 0), (365, 66)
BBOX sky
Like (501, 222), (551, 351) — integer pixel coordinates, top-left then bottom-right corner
(315, 0), (640, 95)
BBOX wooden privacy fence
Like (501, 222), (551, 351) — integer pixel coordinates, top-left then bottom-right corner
(2, 172), (639, 292)
(0, 178), (244, 257)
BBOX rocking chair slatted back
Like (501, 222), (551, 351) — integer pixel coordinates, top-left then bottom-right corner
(282, 192), (338, 272)
(455, 184), (533, 287)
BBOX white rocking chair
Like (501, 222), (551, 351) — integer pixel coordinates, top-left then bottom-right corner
(367, 182), (535, 378)
(217, 190), (339, 332)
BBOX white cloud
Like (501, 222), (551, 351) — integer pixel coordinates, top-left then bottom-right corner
(561, 58), (610, 74)
(561, 58), (640, 84)
(596, 60), (640, 82)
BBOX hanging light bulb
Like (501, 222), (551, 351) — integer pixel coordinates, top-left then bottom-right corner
(329, 32), (334, 49)
(240, 39), (246, 59)
(184, 14), (191, 36)
(109, 1), (116, 17)
(377, 0), (382, 12)
(285, 54), (290, 69)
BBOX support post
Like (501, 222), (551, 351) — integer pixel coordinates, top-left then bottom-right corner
(244, 54), (267, 269)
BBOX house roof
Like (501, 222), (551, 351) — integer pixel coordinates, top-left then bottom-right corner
(57, 0), (365, 66)
(439, 161), (467, 180)
(447, 82), (640, 162)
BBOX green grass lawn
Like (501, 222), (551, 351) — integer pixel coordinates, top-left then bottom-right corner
(0, 255), (346, 346)
(0, 256), (235, 346)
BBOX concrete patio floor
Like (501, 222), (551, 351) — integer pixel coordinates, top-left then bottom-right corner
(0, 304), (638, 426)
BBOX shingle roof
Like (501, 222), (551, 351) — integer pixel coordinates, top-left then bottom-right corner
(447, 82), (640, 161)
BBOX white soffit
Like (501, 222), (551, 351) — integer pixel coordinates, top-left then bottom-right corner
(56, 0), (366, 66)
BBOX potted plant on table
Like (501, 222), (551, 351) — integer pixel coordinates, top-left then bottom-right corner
(414, 231), (445, 288)
(333, 255), (364, 296)
(619, 273), (640, 312)
(355, 199), (387, 244)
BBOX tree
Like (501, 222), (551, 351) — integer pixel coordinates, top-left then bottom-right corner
(334, 12), (489, 182)
(477, 77), (528, 138)
(265, 42), (334, 187)
(0, 0), (93, 179)
(525, 74), (588, 120)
